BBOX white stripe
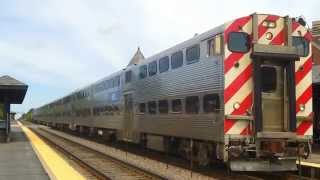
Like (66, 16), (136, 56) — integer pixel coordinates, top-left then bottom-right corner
(242, 18), (252, 34)
(258, 15), (268, 25)
(304, 124), (313, 136)
(258, 18), (284, 44)
(295, 48), (312, 72)
(296, 71), (312, 98)
(226, 121), (249, 134)
(292, 24), (307, 37)
(296, 98), (312, 117)
(296, 121), (302, 128)
(225, 53), (251, 88)
(225, 78), (253, 115)
(225, 45), (232, 60)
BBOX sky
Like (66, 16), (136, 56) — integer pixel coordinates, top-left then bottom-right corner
(0, 0), (319, 115)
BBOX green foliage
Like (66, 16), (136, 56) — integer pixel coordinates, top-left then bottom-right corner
(25, 109), (33, 121)
(26, 112), (32, 121)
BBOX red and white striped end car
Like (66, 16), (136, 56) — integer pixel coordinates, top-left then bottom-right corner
(223, 13), (313, 171)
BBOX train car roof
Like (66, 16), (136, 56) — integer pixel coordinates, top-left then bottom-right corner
(137, 24), (225, 66)
(35, 21), (227, 110)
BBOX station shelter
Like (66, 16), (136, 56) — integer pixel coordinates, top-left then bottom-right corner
(0, 75), (28, 142)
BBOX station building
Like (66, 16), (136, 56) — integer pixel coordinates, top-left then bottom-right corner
(0, 75), (28, 142)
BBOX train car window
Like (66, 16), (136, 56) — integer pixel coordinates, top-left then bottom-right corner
(102, 80), (107, 90)
(139, 103), (146, 113)
(115, 76), (120, 87)
(159, 56), (169, 73)
(171, 51), (183, 69)
(158, 100), (169, 114)
(148, 61), (157, 76)
(228, 32), (250, 53)
(186, 96), (199, 114)
(111, 78), (115, 88)
(172, 99), (182, 112)
(139, 65), (147, 79)
(125, 70), (132, 83)
(261, 66), (277, 92)
(208, 39), (215, 56)
(108, 79), (113, 88)
(203, 94), (220, 113)
(111, 76), (119, 88)
(186, 44), (200, 64)
(208, 35), (222, 56)
(293, 37), (309, 57)
(148, 101), (157, 114)
(104, 81), (108, 89)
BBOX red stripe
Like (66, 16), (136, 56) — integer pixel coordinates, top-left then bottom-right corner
(296, 85), (312, 113)
(292, 20), (312, 41)
(224, 16), (251, 43)
(231, 92), (252, 115)
(224, 63), (253, 103)
(224, 52), (244, 73)
(270, 29), (284, 45)
(304, 32), (313, 42)
(296, 121), (312, 135)
(292, 21), (300, 32)
(224, 119), (236, 133)
(258, 15), (280, 39)
(295, 57), (312, 85)
(240, 124), (252, 135)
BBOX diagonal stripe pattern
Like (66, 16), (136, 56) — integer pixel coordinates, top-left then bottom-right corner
(224, 16), (253, 135)
(224, 16), (313, 136)
(292, 20), (313, 136)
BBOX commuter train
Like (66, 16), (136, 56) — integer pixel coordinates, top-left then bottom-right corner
(33, 13), (313, 171)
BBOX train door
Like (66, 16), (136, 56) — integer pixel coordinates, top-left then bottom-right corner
(124, 94), (134, 133)
(261, 61), (288, 132)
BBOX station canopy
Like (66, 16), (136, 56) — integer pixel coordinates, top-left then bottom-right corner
(0, 75), (28, 104)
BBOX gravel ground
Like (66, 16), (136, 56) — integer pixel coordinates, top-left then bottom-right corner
(40, 126), (216, 180)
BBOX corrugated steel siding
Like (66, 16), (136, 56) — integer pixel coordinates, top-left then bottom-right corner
(123, 55), (224, 141)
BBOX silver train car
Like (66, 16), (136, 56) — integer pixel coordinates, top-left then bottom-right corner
(33, 13), (313, 171)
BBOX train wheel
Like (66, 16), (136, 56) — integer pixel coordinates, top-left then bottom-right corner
(197, 143), (210, 166)
(298, 143), (310, 159)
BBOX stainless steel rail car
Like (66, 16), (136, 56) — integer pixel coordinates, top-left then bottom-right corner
(33, 13), (313, 171)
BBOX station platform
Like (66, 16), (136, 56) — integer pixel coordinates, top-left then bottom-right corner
(0, 121), (49, 180)
(0, 121), (85, 180)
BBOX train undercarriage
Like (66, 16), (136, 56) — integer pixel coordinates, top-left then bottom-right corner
(34, 120), (311, 172)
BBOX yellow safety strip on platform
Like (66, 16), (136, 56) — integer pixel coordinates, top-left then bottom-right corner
(297, 160), (320, 168)
(17, 121), (86, 180)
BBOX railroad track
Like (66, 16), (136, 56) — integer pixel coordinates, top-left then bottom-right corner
(26, 123), (312, 180)
(30, 127), (165, 180)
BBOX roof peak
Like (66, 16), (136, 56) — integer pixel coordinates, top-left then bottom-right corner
(0, 75), (27, 86)
(127, 47), (145, 67)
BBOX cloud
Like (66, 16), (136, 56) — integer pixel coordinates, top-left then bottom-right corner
(0, 40), (92, 87)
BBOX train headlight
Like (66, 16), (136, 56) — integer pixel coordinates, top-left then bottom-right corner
(262, 20), (276, 28)
(266, 32), (273, 40)
(233, 102), (240, 110)
(299, 104), (305, 112)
